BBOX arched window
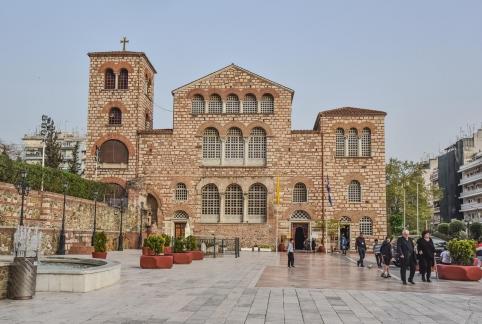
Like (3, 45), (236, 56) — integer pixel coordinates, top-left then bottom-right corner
(348, 180), (361, 203)
(201, 184), (220, 222)
(192, 95), (205, 114)
(202, 128), (221, 160)
(336, 128), (345, 157)
(361, 128), (371, 157)
(175, 183), (188, 201)
(243, 94), (257, 114)
(359, 216), (373, 235)
(293, 183), (307, 203)
(339, 216), (351, 224)
(348, 128), (358, 157)
(173, 210), (189, 220)
(248, 183), (267, 222)
(260, 94), (274, 113)
(290, 210), (311, 220)
(225, 128), (244, 160)
(248, 128), (266, 160)
(108, 108), (122, 125)
(99, 140), (128, 164)
(208, 94), (222, 113)
(104, 183), (127, 207)
(226, 94), (240, 113)
(225, 184), (243, 222)
(104, 69), (115, 89)
(118, 69), (128, 89)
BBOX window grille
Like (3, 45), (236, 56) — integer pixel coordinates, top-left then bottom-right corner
(226, 94), (240, 113)
(118, 69), (128, 89)
(108, 108), (122, 125)
(260, 94), (274, 113)
(105, 69), (115, 89)
(291, 210), (310, 220)
(361, 128), (371, 157)
(248, 183), (267, 221)
(225, 128), (244, 159)
(192, 95), (205, 114)
(243, 94), (257, 114)
(202, 128), (221, 159)
(359, 216), (373, 235)
(208, 94), (222, 113)
(225, 184), (243, 218)
(348, 180), (361, 203)
(248, 128), (266, 159)
(336, 128), (345, 157)
(348, 128), (358, 157)
(293, 183), (307, 202)
(202, 184), (220, 219)
(175, 183), (188, 201)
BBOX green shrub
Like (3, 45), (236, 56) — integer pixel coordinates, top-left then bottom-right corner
(173, 237), (186, 253)
(185, 235), (197, 251)
(437, 223), (449, 235)
(449, 220), (466, 236)
(161, 233), (171, 247)
(93, 232), (107, 253)
(432, 232), (450, 241)
(447, 239), (475, 266)
(145, 234), (165, 255)
(258, 244), (273, 249)
(469, 222), (482, 240)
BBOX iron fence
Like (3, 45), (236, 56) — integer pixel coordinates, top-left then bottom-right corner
(197, 237), (240, 258)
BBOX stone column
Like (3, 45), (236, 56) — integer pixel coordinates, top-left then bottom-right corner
(243, 137), (249, 166)
(358, 137), (362, 157)
(243, 192), (249, 223)
(115, 73), (119, 90)
(240, 100), (244, 114)
(220, 139), (226, 166)
(257, 100), (261, 114)
(204, 100), (209, 114)
(344, 136), (348, 157)
(219, 192), (225, 223)
(222, 101), (226, 114)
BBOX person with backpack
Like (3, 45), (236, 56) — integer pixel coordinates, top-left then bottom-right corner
(380, 236), (392, 278)
(340, 235), (348, 255)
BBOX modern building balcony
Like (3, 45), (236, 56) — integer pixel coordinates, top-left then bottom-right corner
(433, 206), (440, 213)
(459, 173), (482, 186)
(460, 187), (482, 199)
(458, 157), (482, 173)
(460, 202), (482, 212)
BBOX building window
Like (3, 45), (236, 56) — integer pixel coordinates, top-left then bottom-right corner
(243, 94), (257, 114)
(348, 180), (361, 203)
(359, 216), (373, 235)
(248, 128), (266, 159)
(108, 108), (122, 125)
(291, 210), (310, 220)
(191, 95), (205, 114)
(208, 94), (222, 114)
(348, 128), (358, 157)
(226, 94), (240, 113)
(201, 184), (220, 222)
(260, 94), (274, 113)
(173, 210), (189, 220)
(202, 128), (221, 159)
(98, 140), (128, 164)
(104, 183), (127, 207)
(293, 183), (307, 203)
(225, 128), (244, 160)
(336, 128), (345, 157)
(248, 183), (267, 222)
(361, 128), (371, 157)
(339, 216), (351, 224)
(225, 184), (243, 221)
(118, 69), (128, 89)
(175, 183), (188, 201)
(104, 69), (115, 89)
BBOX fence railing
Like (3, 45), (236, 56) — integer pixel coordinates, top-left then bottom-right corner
(197, 237), (240, 258)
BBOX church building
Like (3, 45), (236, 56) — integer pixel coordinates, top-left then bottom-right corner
(84, 49), (387, 250)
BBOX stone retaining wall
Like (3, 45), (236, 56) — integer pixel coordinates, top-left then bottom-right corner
(0, 263), (9, 299)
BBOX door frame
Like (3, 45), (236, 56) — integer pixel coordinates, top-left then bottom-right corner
(291, 222), (310, 250)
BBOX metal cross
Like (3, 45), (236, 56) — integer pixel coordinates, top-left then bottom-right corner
(120, 37), (129, 51)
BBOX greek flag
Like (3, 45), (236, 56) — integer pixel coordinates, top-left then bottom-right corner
(326, 176), (333, 207)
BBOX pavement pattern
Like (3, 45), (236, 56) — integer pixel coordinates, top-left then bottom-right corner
(0, 250), (481, 324)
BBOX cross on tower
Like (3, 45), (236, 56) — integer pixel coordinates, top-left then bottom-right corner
(120, 37), (129, 51)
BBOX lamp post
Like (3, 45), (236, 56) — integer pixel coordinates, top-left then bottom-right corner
(137, 201), (144, 249)
(117, 198), (126, 251)
(15, 169), (30, 226)
(91, 191), (98, 246)
(57, 180), (69, 255)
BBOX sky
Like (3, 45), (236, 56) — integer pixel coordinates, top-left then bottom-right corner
(0, 0), (481, 161)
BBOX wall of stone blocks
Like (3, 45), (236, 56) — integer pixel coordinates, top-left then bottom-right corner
(0, 263), (8, 299)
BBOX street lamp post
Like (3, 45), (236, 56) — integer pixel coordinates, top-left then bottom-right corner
(15, 169), (30, 226)
(117, 198), (126, 251)
(57, 180), (69, 255)
(91, 191), (99, 246)
(137, 201), (144, 249)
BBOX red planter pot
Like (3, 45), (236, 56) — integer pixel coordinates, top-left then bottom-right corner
(69, 245), (94, 255)
(436, 264), (482, 281)
(92, 252), (107, 259)
(278, 243), (286, 252)
(167, 252), (193, 264)
(188, 251), (204, 260)
(164, 247), (172, 254)
(142, 247), (155, 256)
(140, 255), (173, 269)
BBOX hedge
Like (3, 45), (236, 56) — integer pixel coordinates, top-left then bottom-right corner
(0, 153), (111, 201)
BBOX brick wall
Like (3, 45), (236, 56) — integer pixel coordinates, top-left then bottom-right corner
(0, 263), (8, 299)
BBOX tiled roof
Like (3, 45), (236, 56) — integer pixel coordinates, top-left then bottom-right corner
(87, 51), (157, 73)
(313, 107), (386, 130)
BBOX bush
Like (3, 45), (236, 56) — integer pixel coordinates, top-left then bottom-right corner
(432, 232), (450, 241)
(447, 239), (475, 266)
(161, 233), (171, 247)
(185, 235), (197, 251)
(469, 222), (482, 240)
(437, 223), (449, 235)
(173, 237), (186, 253)
(145, 234), (165, 255)
(93, 232), (107, 253)
(449, 220), (466, 236)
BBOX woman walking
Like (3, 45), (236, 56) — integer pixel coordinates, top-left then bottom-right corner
(380, 236), (392, 278)
(417, 230), (436, 282)
(340, 235), (348, 255)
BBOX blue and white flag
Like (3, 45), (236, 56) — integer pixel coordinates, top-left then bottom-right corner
(326, 176), (333, 207)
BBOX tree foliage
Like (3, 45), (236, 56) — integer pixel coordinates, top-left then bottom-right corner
(469, 222), (482, 240)
(447, 239), (475, 265)
(43, 117), (62, 169)
(449, 220), (466, 236)
(68, 141), (80, 174)
(437, 223), (449, 235)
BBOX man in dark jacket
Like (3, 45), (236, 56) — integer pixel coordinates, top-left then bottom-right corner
(355, 232), (366, 267)
(397, 229), (417, 285)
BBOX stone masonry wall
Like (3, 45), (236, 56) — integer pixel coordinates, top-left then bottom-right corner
(0, 263), (8, 299)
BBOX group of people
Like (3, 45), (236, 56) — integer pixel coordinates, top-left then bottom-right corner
(354, 229), (439, 285)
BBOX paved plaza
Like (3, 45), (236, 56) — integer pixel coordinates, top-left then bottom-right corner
(0, 251), (481, 324)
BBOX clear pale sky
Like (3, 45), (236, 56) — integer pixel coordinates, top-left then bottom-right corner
(1, 1), (481, 161)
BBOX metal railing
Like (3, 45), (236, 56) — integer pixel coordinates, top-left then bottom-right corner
(197, 237), (240, 258)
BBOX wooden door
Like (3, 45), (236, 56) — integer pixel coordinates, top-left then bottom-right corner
(174, 223), (186, 238)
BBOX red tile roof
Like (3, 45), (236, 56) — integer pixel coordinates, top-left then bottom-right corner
(313, 107), (386, 130)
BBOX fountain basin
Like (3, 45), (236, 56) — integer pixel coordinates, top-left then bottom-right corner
(36, 257), (121, 293)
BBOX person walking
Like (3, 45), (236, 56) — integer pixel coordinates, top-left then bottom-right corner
(340, 235), (348, 255)
(380, 236), (392, 278)
(311, 238), (316, 253)
(287, 238), (295, 268)
(416, 230), (436, 282)
(355, 232), (366, 267)
(373, 239), (382, 268)
(397, 229), (417, 285)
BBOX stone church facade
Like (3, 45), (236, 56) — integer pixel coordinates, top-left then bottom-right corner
(85, 50), (387, 249)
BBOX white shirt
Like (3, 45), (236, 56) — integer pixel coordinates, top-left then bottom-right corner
(287, 242), (294, 253)
(440, 250), (451, 264)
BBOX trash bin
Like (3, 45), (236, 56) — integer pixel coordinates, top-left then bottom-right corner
(7, 257), (37, 300)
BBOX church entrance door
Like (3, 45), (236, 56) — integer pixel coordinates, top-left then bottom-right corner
(174, 222), (186, 238)
(292, 223), (309, 250)
(340, 225), (350, 250)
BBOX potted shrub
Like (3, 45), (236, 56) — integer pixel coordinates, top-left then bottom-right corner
(162, 233), (172, 254)
(186, 235), (204, 260)
(167, 237), (192, 264)
(142, 238), (154, 256)
(92, 232), (107, 259)
(140, 234), (173, 269)
(437, 239), (482, 281)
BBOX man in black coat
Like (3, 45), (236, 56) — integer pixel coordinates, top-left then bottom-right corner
(397, 229), (417, 285)
(355, 232), (366, 267)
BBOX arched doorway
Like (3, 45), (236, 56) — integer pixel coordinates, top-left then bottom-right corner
(339, 216), (351, 250)
(146, 194), (159, 225)
(173, 210), (189, 238)
(290, 210), (311, 250)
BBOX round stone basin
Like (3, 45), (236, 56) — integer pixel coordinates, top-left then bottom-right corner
(36, 257), (121, 293)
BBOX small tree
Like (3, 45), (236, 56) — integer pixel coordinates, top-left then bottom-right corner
(469, 222), (482, 240)
(437, 223), (449, 235)
(68, 142), (80, 174)
(145, 234), (165, 255)
(93, 232), (107, 253)
(447, 239), (475, 265)
(43, 117), (62, 169)
(389, 214), (403, 236)
(449, 220), (466, 236)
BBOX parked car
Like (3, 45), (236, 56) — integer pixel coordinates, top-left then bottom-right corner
(390, 235), (447, 267)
